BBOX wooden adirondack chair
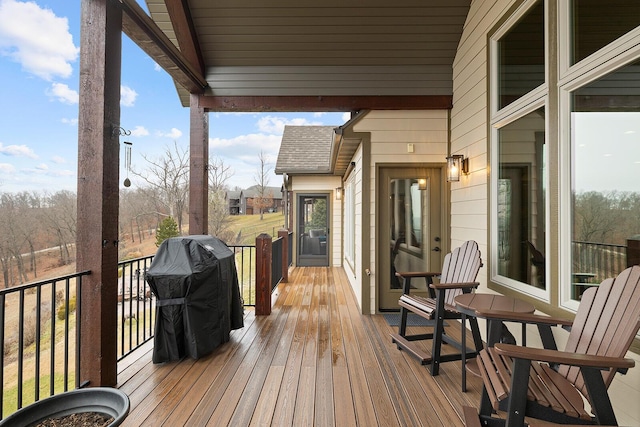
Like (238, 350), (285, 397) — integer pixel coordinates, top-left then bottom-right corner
(465, 265), (640, 427)
(390, 240), (483, 391)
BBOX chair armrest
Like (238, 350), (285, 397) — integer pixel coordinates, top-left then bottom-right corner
(474, 310), (573, 327)
(429, 281), (480, 290)
(395, 271), (440, 279)
(494, 343), (636, 370)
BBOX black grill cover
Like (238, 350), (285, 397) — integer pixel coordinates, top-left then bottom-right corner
(146, 235), (244, 363)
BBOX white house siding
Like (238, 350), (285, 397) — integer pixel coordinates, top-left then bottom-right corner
(352, 110), (449, 314)
(451, 1), (640, 424)
(291, 175), (343, 267)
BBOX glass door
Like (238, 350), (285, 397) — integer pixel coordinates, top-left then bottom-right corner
(297, 194), (329, 267)
(378, 167), (445, 310)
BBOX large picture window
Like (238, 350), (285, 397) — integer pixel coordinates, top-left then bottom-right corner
(571, 1), (640, 65)
(498, 1), (545, 109)
(497, 108), (546, 290)
(568, 59), (640, 300)
(491, 0), (547, 298)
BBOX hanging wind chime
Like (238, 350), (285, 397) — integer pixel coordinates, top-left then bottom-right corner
(123, 141), (132, 187)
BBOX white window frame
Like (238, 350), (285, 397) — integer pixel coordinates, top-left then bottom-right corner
(344, 173), (356, 272)
(557, 3), (640, 310)
(490, 0), (550, 302)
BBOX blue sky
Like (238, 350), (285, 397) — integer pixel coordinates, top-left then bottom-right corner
(0, 0), (348, 193)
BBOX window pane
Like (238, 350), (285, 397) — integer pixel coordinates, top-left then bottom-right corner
(497, 107), (546, 289)
(498, 1), (545, 109)
(570, 60), (640, 300)
(390, 178), (422, 252)
(571, 0), (640, 65)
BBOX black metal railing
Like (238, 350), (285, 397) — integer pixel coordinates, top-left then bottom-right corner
(117, 255), (155, 361)
(271, 236), (284, 291)
(288, 231), (294, 267)
(229, 245), (256, 306)
(0, 270), (90, 419)
(0, 238), (280, 419)
(572, 240), (628, 283)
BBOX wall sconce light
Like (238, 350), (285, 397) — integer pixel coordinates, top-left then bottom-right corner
(446, 154), (469, 182)
(335, 187), (343, 200)
(417, 178), (427, 190)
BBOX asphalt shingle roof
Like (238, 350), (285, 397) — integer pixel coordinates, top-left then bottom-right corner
(275, 126), (336, 174)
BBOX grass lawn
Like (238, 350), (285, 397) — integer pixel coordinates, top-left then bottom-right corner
(227, 211), (286, 244)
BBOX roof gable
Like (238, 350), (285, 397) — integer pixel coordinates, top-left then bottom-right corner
(275, 125), (336, 175)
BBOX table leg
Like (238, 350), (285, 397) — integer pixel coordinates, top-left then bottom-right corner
(461, 313), (467, 392)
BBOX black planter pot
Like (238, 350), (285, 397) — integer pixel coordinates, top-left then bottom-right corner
(0, 387), (129, 427)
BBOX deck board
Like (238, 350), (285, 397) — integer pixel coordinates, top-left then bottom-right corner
(117, 267), (484, 426)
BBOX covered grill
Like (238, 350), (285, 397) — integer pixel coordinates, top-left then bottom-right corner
(145, 235), (243, 363)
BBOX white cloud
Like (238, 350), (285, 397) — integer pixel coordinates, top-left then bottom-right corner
(120, 85), (137, 107)
(35, 163), (48, 171)
(157, 128), (183, 139)
(0, 163), (16, 173)
(51, 155), (66, 164)
(48, 82), (78, 104)
(256, 115), (322, 134)
(209, 133), (281, 154)
(342, 112), (351, 122)
(130, 126), (149, 137)
(0, 0), (78, 80)
(153, 62), (162, 72)
(0, 142), (37, 158)
(61, 117), (78, 126)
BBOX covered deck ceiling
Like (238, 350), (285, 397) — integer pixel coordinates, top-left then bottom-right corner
(121, 0), (471, 112)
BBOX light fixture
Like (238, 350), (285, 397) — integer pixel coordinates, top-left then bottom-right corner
(335, 187), (343, 200)
(446, 154), (469, 182)
(417, 178), (427, 190)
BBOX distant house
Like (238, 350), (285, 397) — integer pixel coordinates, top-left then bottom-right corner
(226, 190), (241, 215)
(240, 185), (283, 215)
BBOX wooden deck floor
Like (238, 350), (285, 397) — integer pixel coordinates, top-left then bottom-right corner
(116, 267), (485, 426)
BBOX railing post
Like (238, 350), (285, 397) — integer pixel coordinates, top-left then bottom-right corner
(278, 229), (289, 283)
(255, 233), (272, 315)
(627, 235), (640, 268)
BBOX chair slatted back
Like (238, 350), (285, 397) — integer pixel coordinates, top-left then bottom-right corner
(560, 265), (640, 398)
(439, 240), (483, 306)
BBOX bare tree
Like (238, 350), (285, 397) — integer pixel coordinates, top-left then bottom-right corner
(0, 193), (39, 286)
(208, 156), (235, 242)
(119, 187), (158, 245)
(208, 156), (234, 193)
(573, 191), (617, 242)
(130, 142), (189, 234)
(253, 151), (273, 220)
(40, 190), (77, 267)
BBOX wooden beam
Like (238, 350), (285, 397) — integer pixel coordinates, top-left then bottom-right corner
(165, 0), (205, 75)
(189, 93), (209, 235)
(196, 95), (453, 112)
(118, 0), (207, 93)
(77, 0), (122, 387)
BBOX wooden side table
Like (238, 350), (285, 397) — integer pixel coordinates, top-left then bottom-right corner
(454, 294), (535, 387)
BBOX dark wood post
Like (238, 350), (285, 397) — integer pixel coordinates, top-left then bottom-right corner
(76, 0), (122, 387)
(189, 93), (208, 235)
(627, 235), (640, 268)
(255, 233), (272, 315)
(278, 229), (289, 283)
